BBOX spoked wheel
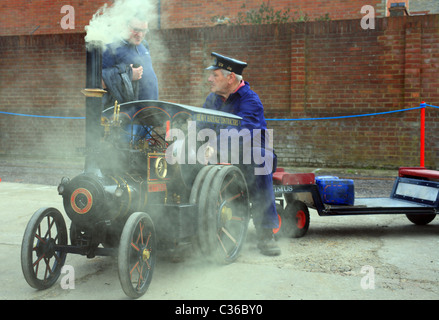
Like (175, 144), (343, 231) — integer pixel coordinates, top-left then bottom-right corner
(118, 212), (156, 298)
(21, 207), (68, 290)
(276, 200), (310, 238)
(191, 165), (250, 264)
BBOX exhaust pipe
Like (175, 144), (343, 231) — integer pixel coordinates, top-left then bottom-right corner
(82, 46), (106, 174)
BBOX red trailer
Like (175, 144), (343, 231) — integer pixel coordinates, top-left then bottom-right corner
(273, 167), (439, 238)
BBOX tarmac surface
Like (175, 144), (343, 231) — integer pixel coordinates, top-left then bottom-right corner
(1, 156), (438, 301)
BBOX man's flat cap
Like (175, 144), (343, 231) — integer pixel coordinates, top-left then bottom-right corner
(206, 52), (247, 75)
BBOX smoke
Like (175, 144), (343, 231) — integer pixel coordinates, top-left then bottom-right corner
(84, 0), (157, 49)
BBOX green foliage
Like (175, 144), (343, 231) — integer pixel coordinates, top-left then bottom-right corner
(211, 2), (331, 25)
(236, 2), (292, 24)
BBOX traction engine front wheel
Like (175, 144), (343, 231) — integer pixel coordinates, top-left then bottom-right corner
(21, 207), (68, 290)
(118, 212), (157, 298)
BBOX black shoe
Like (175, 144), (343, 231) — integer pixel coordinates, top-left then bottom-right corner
(257, 229), (281, 256)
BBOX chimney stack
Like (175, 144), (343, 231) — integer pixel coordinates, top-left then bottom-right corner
(389, 2), (409, 17)
(82, 47), (106, 174)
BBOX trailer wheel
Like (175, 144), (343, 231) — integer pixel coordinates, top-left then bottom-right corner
(191, 165), (250, 264)
(282, 200), (310, 238)
(273, 204), (285, 239)
(405, 214), (436, 225)
(21, 207), (68, 290)
(118, 212), (156, 298)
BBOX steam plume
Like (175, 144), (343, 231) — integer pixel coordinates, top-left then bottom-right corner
(85, 0), (157, 49)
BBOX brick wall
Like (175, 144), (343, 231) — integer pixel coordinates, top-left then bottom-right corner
(1, 15), (438, 168)
(1, 0), (437, 36)
(0, 34), (86, 158)
(0, 0), (108, 36)
(0, 0), (388, 36)
(153, 15), (439, 168)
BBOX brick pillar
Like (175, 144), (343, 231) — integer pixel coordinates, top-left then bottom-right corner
(403, 19), (422, 107)
(189, 29), (205, 106)
(290, 26), (307, 116)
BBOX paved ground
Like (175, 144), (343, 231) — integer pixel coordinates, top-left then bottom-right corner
(1, 157), (438, 301)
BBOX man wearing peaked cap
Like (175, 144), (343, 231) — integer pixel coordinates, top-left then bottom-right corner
(206, 52), (248, 75)
(202, 52), (280, 256)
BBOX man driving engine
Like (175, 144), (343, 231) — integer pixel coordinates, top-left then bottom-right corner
(202, 52), (280, 256)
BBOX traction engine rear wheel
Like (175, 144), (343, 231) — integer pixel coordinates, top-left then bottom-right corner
(118, 212), (156, 298)
(190, 165), (250, 264)
(21, 207), (68, 290)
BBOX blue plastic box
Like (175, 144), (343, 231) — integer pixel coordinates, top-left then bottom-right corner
(316, 176), (355, 206)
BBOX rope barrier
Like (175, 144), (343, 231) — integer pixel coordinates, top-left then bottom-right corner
(0, 103), (438, 120)
(423, 103), (439, 109)
(2, 101), (436, 168)
(266, 106), (425, 121)
(0, 111), (85, 120)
